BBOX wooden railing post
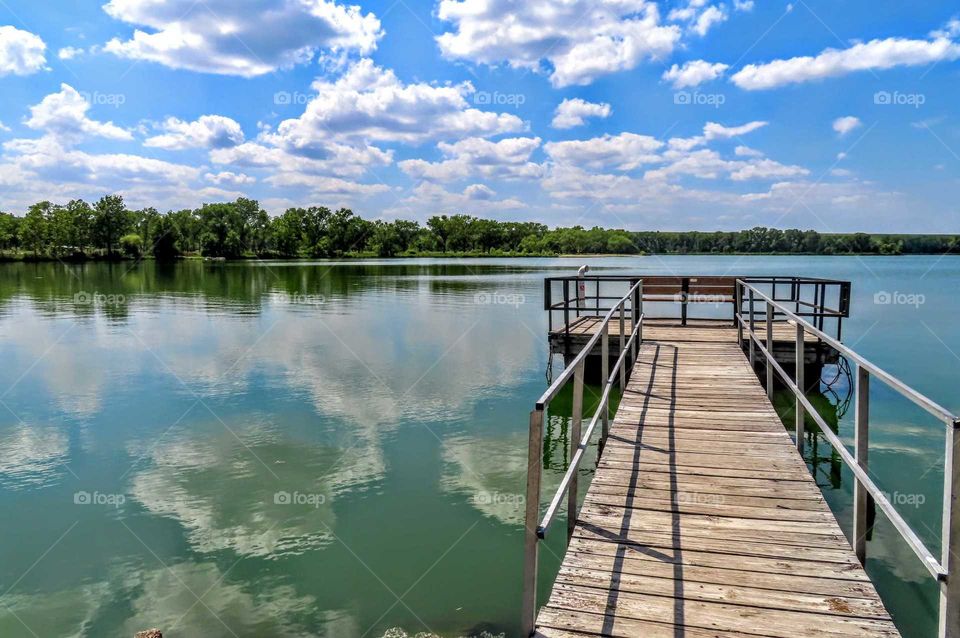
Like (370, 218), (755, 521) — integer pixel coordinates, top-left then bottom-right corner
(939, 420), (960, 638)
(521, 408), (544, 637)
(749, 289), (756, 368)
(853, 367), (870, 564)
(795, 321), (805, 455)
(766, 303), (774, 398)
(601, 322), (610, 449)
(568, 360), (584, 538)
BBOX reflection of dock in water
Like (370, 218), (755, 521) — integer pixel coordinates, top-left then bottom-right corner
(521, 275), (960, 638)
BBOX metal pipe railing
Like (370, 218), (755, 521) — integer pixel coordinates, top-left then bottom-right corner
(521, 279), (644, 637)
(736, 279), (960, 638)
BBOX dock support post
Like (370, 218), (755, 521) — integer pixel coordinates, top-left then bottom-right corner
(749, 289), (756, 368)
(568, 360), (584, 539)
(601, 323), (609, 450)
(521, 409), (544, 637)
(766, 303), (774, 398)
(853, 367), (870, 565)
(939, 421), (960, 638)
(795, 322), (805, 455)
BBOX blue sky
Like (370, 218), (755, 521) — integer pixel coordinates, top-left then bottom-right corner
(0, 0), (958, 232)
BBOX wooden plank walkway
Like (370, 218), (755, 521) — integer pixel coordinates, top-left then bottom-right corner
(552, 316), (818, 342)
(534, 324), (899, 638)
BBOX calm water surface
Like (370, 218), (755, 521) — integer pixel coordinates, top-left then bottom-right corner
(0, 256), (957, 637)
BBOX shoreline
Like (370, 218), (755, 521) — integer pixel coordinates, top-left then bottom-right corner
(0, 251), (956, 263)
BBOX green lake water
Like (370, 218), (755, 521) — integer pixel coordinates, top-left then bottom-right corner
(0, 255), (957, 637)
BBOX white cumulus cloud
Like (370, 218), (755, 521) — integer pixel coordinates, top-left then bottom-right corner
(704, 120), (767, 139)
(25, 84), (132, 143)
(145, 115), (245, 150)
(545, 132), (664, 171)
(0, 25), (47, 76)
(58, 46), (84, 60)
(464, 183), (496, 200)
(551, 98), (612, 129)
(691, 5), (728, 37)
(267, 59), (524, 151)
(436, 0), (680, 87)
(101, 0), (383, 76)
(204, 171), (255, 186)
(662, 59), (729, 88)
(399, 137), (542, 181)
(732, 36), (960, 90)
(832, 116), (862, 136)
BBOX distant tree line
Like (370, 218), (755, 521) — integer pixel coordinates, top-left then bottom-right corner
(0, 196), (956, 259)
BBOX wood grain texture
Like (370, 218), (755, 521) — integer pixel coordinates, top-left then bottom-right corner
(535, 325), (899, 637)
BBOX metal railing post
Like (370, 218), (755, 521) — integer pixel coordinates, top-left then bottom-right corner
(749, 289), (756, 368)
(521, 408), (544, 637)
(568, 360), (584, 539)
(619, 304), (626, 390)
(939, 420), (960, 638)
(766, 303), (774, 398)
(634, 280), (643, 359)
(853, 367), (870, 564)
(795, 321), (805, 455)
(631, 281), (640, 360)
(736, 281), (743, 341)
(601, 322), (610, 449)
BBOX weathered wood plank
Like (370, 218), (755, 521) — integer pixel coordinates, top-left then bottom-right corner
(534, 326), (898, 637)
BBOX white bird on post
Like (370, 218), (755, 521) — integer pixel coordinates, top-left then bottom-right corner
(577, 264), (589, 313)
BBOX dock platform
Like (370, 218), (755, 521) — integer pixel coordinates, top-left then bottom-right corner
(533, 323), (899, 637)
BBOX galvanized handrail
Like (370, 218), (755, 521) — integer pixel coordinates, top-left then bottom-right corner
(521, 279), (644, 637)
(538, 313), (644, 539)
(736, 279), (960, 638)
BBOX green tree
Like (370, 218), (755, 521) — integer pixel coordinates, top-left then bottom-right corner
(271, 208), (306, 257)
(151, 214), (182, 259)
(19, 202), (52, 255)
(93, 195), (129, 255)
(0, 212), (20, 251)
(64, 199), (93, 253)
(198, 202), (243, 257)
(120, 233), (143, 257)
(427, 215), (451, 252)
(370, 221), (400, 257)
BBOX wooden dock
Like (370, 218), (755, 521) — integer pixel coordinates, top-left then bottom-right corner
(533, 323), (899, 637)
